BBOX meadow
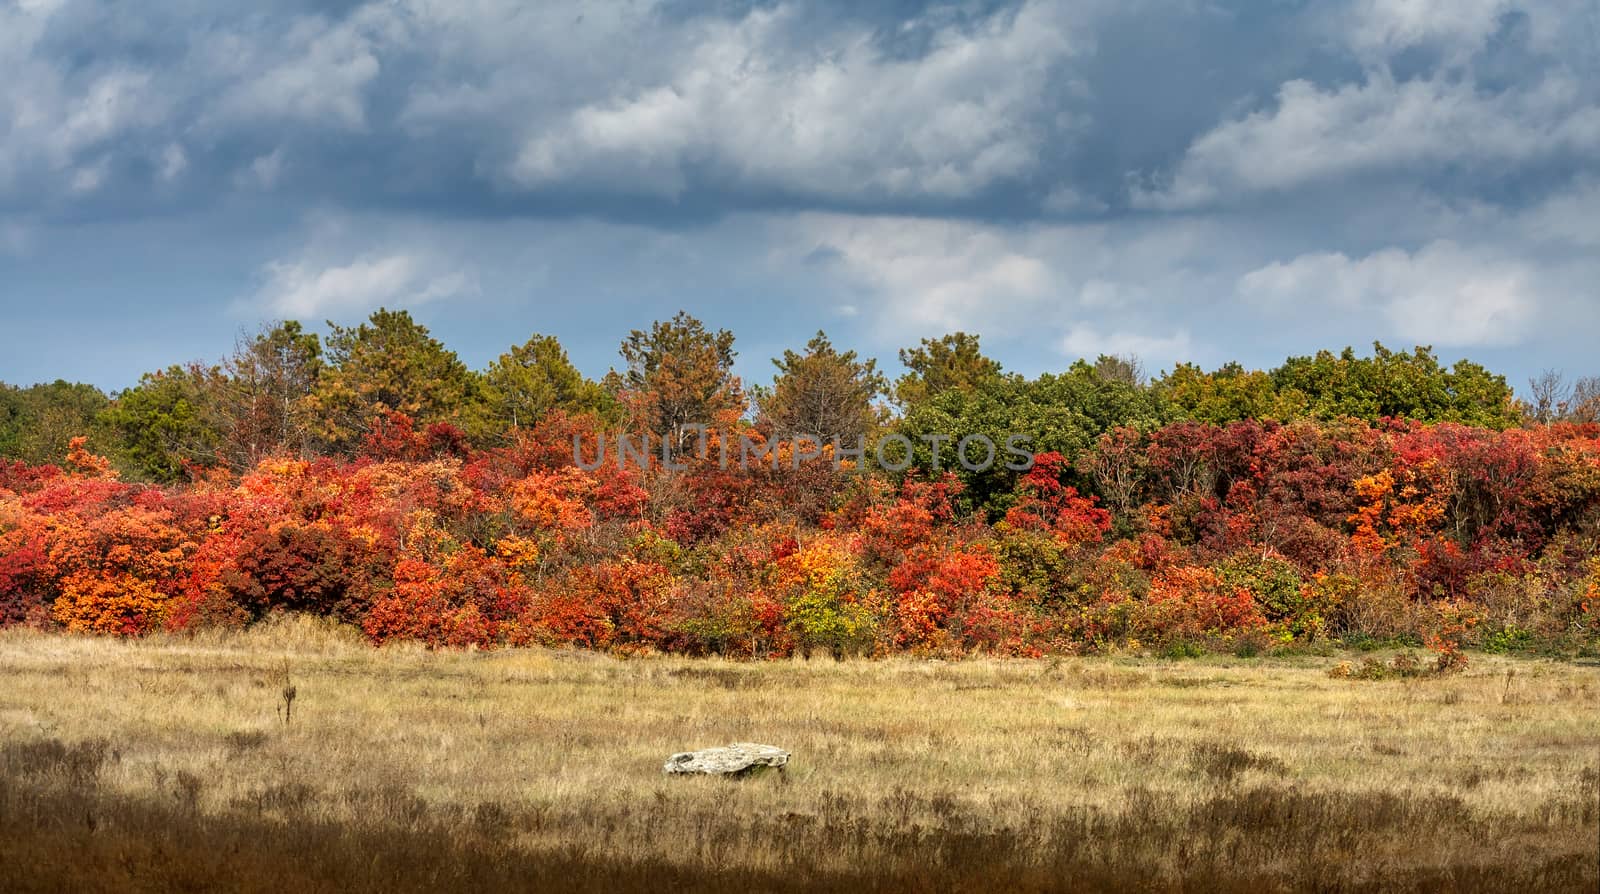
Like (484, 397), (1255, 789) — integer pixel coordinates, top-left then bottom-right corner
(1, 618), (1596, 892)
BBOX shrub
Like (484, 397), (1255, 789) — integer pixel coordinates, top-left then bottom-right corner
(1133, 566), (1267, 646)
(1215, 552), (1315, 638)
(769, 538), (879, 657)
(52, 572), (172, 635)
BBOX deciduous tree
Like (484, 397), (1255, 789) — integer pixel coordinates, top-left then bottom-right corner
(218, 321), (323, 467)
(0, 380), (111, 466)
(98, 363), (228, 482)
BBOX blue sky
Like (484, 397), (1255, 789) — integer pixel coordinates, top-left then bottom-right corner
(1, 0), (1597, 393)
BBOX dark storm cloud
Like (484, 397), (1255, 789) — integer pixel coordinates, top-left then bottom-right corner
(2, 0), (1598, 393)
(5, 0), (1597, 221)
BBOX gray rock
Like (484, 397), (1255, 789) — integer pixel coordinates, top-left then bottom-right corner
(663, 743), (790, 778)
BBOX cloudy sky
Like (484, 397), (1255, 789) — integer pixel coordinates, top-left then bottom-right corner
(2, 0), (1597, 392)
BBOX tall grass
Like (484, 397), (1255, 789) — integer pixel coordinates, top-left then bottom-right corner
(1, 627), (1596, 892)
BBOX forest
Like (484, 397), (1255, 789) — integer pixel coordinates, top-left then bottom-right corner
(4, 309), (1600, 661)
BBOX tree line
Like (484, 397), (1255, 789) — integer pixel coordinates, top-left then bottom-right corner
(4, 308), (1575, 489)
(5, 310), (1600, 658)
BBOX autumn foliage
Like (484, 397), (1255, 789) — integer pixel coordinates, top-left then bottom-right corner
(3, 418), (1600, 659)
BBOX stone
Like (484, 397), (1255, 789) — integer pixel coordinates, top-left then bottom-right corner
(662, 743), (790, 778)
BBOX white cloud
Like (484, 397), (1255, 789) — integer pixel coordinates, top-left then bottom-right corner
(1238, 240), (1538, 346)
(0, 1), (168, 194)
(509, 2), (1079, 200)
(158, 143), (188, 182)
(237, 150), (285, 190)
(1335, 0), (1513, 60)
(1518, 177), (1600, 247)
(249, 253), (476, 319)
(788, 214), (1058, 334)
(1042, 185), (1109, 214)
(1060, 325), (1192, 366)
(776, 212), (1250, 370)
(1140, 72), (1600, 208)
(202, 10), (388, 132)
(0, 3), (395, 204)
(1331, 0), (1598, 61)
(68, 159), (109, 194)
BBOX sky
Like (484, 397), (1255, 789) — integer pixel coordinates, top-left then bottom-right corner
(1, 0), (1597, 394)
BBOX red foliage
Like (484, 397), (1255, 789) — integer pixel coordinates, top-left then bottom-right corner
(364, 546), (527, 648)
(362, 412), (471, 462)
(1004, 452), (1112, 545)
(888, 542), (1005, 650)
(219, 522), (375, 620)
(521, 557), (674, 649)
(1135, 566), (1267, 643)
(2, 415), (1600, 657)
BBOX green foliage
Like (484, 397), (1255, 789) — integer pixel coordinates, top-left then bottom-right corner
(1152, 345), (1519, 428)
(0, 380), (111, 466)
(755, 331), (886, 441)
(1271, 344), (1518, 428)
(1215, 553), (1314, 637)
(893, 332), (1003, 409)
(1481, 625), (1537, 654)
(994, 528), (1075, 606)
(785, 577), (876, 657)
(1155, 362), (1300, 425)
(306, 309), (476, 452)
(897, 360), (1169, 511)
(97, 364), (227, 482)
(472, 334), (613, 441)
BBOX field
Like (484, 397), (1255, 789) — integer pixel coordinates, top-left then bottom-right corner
(1, 620), (1597, 893)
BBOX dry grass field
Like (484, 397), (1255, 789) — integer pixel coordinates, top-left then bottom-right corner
(1, 618), (1596, 892)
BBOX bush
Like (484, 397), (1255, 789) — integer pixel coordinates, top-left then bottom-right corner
(1215, 552), (1313, 637)
(770, 538), (879, 658)
(1133, 566), (1267, 647)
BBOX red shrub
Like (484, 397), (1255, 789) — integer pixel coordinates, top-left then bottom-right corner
(1134, 566), (1267, 644)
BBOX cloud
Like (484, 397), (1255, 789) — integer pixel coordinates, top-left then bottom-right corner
(1139, 72), (1600, 209)
(68, 159), (109, 194)
(1060, 325), (1192, 366)
(1330, 0), (1600, 62)
(0, 218), (32, 257)
(9, 0), (1600, 396)
(1334, 0), (1514, 60)
(1237, 240), (1539, 346)
(508, 2), (1080, 200)
(1042, 186), (1109, 215)
(776, 212), (1256, 374)
(237, 150), (286, 190)
(3, 0), (1594, 225)
(787, 214), (1058, 334)
(0, 2), (168, 195)
(249, 253), (476, 319)
(200, 8), (390, 132)
(158, 143), (187, 182)
(1518, 176), (1600, 247)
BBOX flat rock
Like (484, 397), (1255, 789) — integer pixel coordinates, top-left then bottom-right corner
(663, 743), (789, 778)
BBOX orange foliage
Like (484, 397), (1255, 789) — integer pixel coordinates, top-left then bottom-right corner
(53, 572), (172, 634)
(4, 416), (1600, 657)
(1135, 566), (1267, 643)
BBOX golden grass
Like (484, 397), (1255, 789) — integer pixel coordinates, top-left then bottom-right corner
(1, 616), (1597, 892)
